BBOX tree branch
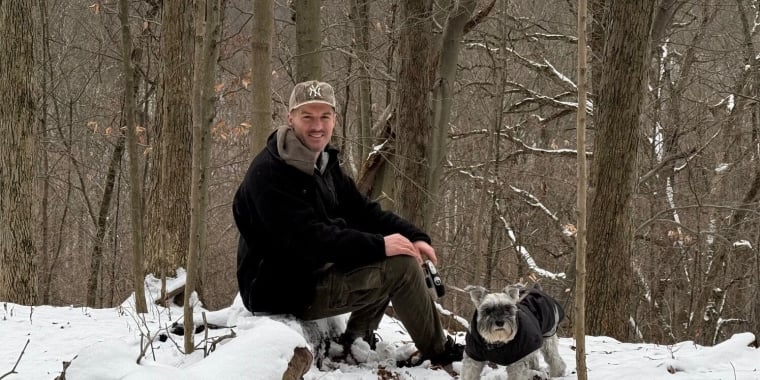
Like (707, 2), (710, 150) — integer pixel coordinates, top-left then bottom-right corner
(637, 148), (696, 185)
(0, 339), (30, 380)
(463, 0), (496, 35)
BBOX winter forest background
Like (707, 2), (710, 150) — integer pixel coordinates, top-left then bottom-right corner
(1, 0), (760, 355)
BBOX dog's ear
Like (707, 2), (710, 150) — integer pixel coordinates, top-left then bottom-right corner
(503, 285), (520, 301)
(464, 285), (488, 306)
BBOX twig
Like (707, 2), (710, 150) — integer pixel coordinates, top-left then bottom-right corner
(162, 326), (186, 353)
(0, 339), (30, 379)
(207, 330), (237, 354)
(128, 305), (157, 364)
(137, 333), (152, 365)
(202, 312), (209, 357)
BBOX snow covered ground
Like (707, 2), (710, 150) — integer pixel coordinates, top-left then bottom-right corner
(2, 275), (759, 379)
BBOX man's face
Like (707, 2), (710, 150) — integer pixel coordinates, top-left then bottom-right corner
(288, 103), (335, 153)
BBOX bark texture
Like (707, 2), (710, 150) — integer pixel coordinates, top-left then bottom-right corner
(0, 1), (39, 305)
(145, 0), (194, 280)
(251, 0), (274, 153)
(119, 0), (148, 313)
(394, 0), (433, 226)
(586, 0), (656, 340)
(294, 0), (322, 82)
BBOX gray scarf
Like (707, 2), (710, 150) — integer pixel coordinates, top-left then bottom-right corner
(276, 125), (327, 175)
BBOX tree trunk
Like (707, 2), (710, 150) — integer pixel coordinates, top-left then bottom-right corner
(251, 0), (274, 153)
(426, 0), (476, 229)
(354, 2), (402, 209)
(483, 21), (509, 288)
(0, 0), (39, 305)
(356, 106), (393, 197)
(350, 0), (372, 162)
(586, 0), (655, 340)
(145, 0), (194, 282)
(394, 0), (432, 226)
(294, 0), (321, 82)
(119, 0), (148, 313)
(575, 0), (589, 378)
(185, 0), (221, 354)
(86, 134), (125, 307)
(38, 0), (52, 305)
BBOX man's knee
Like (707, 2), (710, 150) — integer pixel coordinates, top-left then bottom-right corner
(385, 255), (423, 283)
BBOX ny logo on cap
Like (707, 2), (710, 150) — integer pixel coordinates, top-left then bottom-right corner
(308, 83), (322, 98)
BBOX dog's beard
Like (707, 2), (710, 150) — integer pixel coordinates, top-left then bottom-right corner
(477, 316), (517, 344)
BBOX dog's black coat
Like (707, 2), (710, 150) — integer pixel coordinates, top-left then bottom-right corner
(465, 287), (564, 366)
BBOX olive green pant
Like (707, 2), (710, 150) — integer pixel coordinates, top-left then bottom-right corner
(296, 255), (446, 356)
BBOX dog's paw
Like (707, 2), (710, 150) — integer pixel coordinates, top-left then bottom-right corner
(548, 363), (566, 377)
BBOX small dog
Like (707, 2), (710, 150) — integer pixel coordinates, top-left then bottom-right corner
(461, 283), (566, 380)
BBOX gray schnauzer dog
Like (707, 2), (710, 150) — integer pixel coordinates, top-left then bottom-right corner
(461, 283), (566, 380)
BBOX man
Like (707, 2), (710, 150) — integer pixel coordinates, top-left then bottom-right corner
(233, 80), (462, 368)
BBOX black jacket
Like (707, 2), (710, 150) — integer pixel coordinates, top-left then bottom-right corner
(465, 288), (564, 366)
(233, 131), (430, 314)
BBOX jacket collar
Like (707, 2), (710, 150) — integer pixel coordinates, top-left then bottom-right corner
(266, 127), (339, 175)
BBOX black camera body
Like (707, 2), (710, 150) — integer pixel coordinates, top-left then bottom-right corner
(423, 260), (445, 298)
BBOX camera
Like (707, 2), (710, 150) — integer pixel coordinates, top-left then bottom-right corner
(423, 260), (445, 298)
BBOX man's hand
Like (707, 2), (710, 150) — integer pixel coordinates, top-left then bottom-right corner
(414, 240), (438, 265)
(383, 233), (422, 264)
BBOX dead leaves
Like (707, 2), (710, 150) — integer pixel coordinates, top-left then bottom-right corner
(89, 2), (100, 15)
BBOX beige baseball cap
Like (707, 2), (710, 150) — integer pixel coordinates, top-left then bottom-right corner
(288, 80), (336, 112)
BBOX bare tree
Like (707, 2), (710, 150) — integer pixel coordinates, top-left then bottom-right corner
(185, 0), (222, 354)
(0, 0), (39, 305)
(350, 0), (372, 161)
(385, 0), (489, 229)
(251, 0), (274, 152)
(294, 0), (321, 81)
(86, 133), (125, 307)
(586, 0), (656, 340)
(425, 0), (478, 228)
(627, 1), (760, 344)
(37, 0), (53, 305)
(145, 0), (194, 289)
(393, 0), (433, 225)
(575, 0), (589, 377)
(119, 0), (148, 313)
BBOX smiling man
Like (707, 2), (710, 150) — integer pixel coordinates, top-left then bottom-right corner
(287, 81), (335, 155)
(232, 80), (463, 370)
